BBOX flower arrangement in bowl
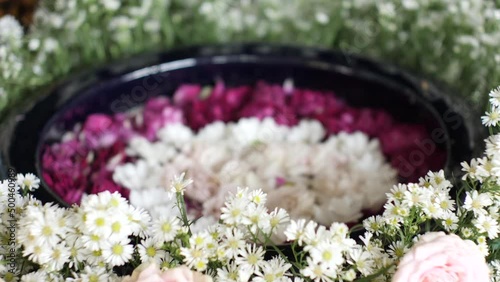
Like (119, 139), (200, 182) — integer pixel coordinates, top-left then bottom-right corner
(0, 44), (473, 230)
(0, 83), (498, 280)
(4, 45), (469, 229)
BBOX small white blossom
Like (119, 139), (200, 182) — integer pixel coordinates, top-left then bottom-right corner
(235, 244), (266, 274)
(137, 238), (166, 265)
(170, 172), (193, 195)
(461, 158), (481, 180)
(101, 238), (134, 266)
(151, 215), (181, 243)
(16, 173), (40, 191)
(441, 213), (459, 231)
(473, 214), (500, 239)
(482, 106), (500, 127)
(488, 86), (500, 107)
(181, 246), (210, 271)
(464, 191), (493, 215)
(0, 15), (23, 45)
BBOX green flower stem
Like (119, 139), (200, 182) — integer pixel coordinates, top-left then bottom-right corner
(176, 192), (191, 236)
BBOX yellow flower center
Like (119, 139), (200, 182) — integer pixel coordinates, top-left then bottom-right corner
(42, 226), (53, 237)
(112, 244), (124, 255)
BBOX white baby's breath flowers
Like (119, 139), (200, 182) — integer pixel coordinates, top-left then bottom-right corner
(0, 15), (23, 46)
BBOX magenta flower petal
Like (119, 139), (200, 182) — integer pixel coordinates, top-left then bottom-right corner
(173, 84), (202, 106)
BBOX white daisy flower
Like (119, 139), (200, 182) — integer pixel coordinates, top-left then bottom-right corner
(402, 184), (429, 208)
(18, 204), (64, 248)
(473, 214), (499, 239)
(23, 243), (52, 265)
(383, 202), (408, 222)
(477, 242), (489, 257)
(342, 269), (358, 281)
(329, 222), (350, 238)
(235, 244), (266, 275)
(425, 170), (452, 191)
(301, 221), (321, 248)
(189, 231), (213, 249)
(254, 256), (292, 282)
(97, 191), (129, 210)
(421, 202), (445, 219)
(66, 232), (88, 268)
(102, 238), (134, 266)
(107, 213), (133, 240)
(464, 191), (493, 215)
(301, 257), (336, 281)
(461, 227), (474, 238)
(461, 158), (480, 180)
(16, 173), (40, 191)
(348, 247), (374, 275)
(181, 246), (210, 271)
(137, 237), (166, 265)
(283, 219), (307, 245)
(125, 205), (152, 238)
(309, 242), (345, 266)
(387, 241), (408, 259)
(269, 208), (290, 231)
(85, 249), (106, 266)
(217, 261), (249, 282)
(476, 157), (495, 180)
(435, 192), (455, 212)
(489, 260), (500, 280)
(441, 213), (459, 231)
(80, 233), (108, 251)
(485, 134), (500, 157)
(151, 215), (181, 243)
(170, 172), (194, 195)
(363, 215), (385, 235)
(386, 184), (407, 203)
(44, 244), (71, 271)
(220, 197), (249, 226)
(221, 228), (246, 259)
(488, 86), (500, 107)
(482, 106), (500, 127)
(84, 210), (112, 236)
(244, 204), (271, 234)
(76, 266), (111, 282)
(248, 189), (267, 205)
(21, 271), (48, 282)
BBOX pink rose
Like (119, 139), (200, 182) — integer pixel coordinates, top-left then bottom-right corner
(122, 264), (212, 282)
(393, 232), (490, 282)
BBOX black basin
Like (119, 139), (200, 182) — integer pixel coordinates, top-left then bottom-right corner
(0, 44), (479, 205)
